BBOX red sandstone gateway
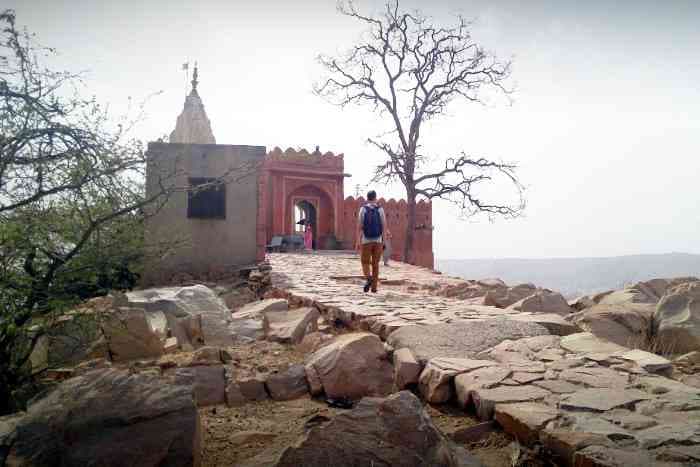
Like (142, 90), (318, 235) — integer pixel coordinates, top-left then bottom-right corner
(259, 147), (434, 268)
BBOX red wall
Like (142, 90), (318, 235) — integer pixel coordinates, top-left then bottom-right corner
(341, 196), (434, 269)
(258, 147), (434, 269)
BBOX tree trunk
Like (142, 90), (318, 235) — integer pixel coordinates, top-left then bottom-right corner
(404, 189), (417, 264)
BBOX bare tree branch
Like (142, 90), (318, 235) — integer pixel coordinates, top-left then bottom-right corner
(316, 1), (523, 263)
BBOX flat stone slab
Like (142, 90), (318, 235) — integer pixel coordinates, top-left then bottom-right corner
(559, 366), (629, 388)
(471, 385), (551, 420)
(494, 403), (560, 445)
(387, 321), (550, 363)
(560, 332), (627, 355)
(616, 349), (672, 374)
(560, 388), (652, 412)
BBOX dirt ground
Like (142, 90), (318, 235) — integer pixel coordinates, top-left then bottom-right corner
(201, 396), (516, 467)
(198, 338), (516, 467)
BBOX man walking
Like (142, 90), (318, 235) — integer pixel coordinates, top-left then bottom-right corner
(357, 190), (388, 293)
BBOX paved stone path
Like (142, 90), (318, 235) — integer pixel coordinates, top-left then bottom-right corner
(270, 252), (700, 466)
(269, 252), (568, 338)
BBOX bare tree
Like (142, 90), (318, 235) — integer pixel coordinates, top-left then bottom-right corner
(316, 1), (525, 263)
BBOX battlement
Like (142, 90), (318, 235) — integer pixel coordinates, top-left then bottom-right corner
(265, 147), (344, 171)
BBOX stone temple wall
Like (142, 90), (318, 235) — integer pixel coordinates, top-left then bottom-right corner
(143, 142), (266, 284)
(341, 196), (434, 269)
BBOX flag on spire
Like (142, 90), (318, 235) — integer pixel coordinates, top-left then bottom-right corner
(182, 62), (189, 70)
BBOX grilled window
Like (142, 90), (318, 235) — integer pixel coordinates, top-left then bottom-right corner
(187, 177), (226, 219)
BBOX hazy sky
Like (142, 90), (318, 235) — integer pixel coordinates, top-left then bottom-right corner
(7, 0), (700, 259)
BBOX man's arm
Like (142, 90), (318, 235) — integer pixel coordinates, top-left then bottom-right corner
(356, 207), (364, 250)
(380, 208), (390, 239)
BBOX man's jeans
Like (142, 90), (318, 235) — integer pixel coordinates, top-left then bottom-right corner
(361, 242), (382, 292)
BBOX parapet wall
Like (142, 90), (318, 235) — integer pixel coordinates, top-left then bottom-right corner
(341, 196), (434, 269)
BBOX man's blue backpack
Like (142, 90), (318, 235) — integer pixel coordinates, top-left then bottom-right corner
(362, 205), (383, 239)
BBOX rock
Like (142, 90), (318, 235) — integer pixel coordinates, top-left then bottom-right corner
(163, 336), (179, 353)
(654, 280), (700, 354)
(617, 349), (671, 374)
(235, 298), (288, 318)
(569, 295), (597, 311)
(471, 385), (551, 421)
(508, 313), (580, 336)
(494, 403), (560, 445)
(225, 381), (247, 407)
(559, 367), (629, 389)
(532, 379), (581, 394)
(275, 391), (482, 467)
(386, 321), (550, 364)
(393, 348), (422, 390)
(173, 365), (226, 407)
(102, 308), (165, 362)
(570, 304), (652, 348)
(263, 307), (319, 344)
(674, 351), (700, 365)
(0, 412), (24, 465)
(304, 333), (393, 400)
(635, 423), (700, 449)
(419, 358), (497, 404)
(237, 375), (269, 401)
(221, 287), (257, 310)
(126, 285), (231, 347)
(266, 364), (309, 401)
(6, 368), (200, 466)
(189, 346), (224, 365)
(601, 409), (657, 430)
(507, 291), (574, 315)
(574, 445), (670, 467)
(484, 283), (538, 308)
(229, 318), (264, 342)
(296, 331), (334, 354)
(454, 366), (511, 407)
(540, 429), (610, 467)
(449, 421), (498, 444)
(304, 365), (323, 396)
(560, 388), (651, 412)
(560, 332), (628, 355)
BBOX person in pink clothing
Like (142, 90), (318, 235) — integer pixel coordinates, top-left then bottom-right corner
(303, 223), (313, 250)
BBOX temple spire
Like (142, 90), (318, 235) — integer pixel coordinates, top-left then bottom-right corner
(170, 61), (216, 144)
(191, 62), (199, 92)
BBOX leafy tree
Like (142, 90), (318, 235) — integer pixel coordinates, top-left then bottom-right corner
(0, 10), (173, 414)
(316, 1), (525, 263)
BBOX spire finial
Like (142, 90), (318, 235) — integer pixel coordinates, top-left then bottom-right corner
(191, 61), (199, 91)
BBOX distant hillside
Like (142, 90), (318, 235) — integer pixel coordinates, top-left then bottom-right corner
(437, 253), (700, 298)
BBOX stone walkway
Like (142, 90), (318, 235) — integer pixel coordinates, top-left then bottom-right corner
(269, 252), (572, 338)
(270, 252), (700, 466)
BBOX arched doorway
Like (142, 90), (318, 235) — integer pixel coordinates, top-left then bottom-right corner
(293, 199), (317, 249)
(286, 184), (335, 250)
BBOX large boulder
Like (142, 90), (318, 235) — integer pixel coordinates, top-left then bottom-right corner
(570, 303), (652, 348)
(599, 278), (697, 307)
(387, 321), (550, 364)
(304, 333), (393, 400)
(275, 391), (482, 467)
(507, 291), (573, 315)
(654, 280), (700, 354)
(5, 368), (201, 466)
(102, 307), (165, 362)
(126, 285), (231, 347)
(263, 307), (319, 345)
(484, 283), (538, 308)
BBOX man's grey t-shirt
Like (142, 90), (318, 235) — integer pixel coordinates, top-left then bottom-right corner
(358, 203), (387, 244)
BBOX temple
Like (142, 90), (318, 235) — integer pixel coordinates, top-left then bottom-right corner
(144, 65), (433, 284)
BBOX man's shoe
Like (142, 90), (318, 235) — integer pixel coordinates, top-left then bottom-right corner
(363, 279), (371, 293)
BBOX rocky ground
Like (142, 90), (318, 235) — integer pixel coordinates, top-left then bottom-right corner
(3, 252), (700, 466)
